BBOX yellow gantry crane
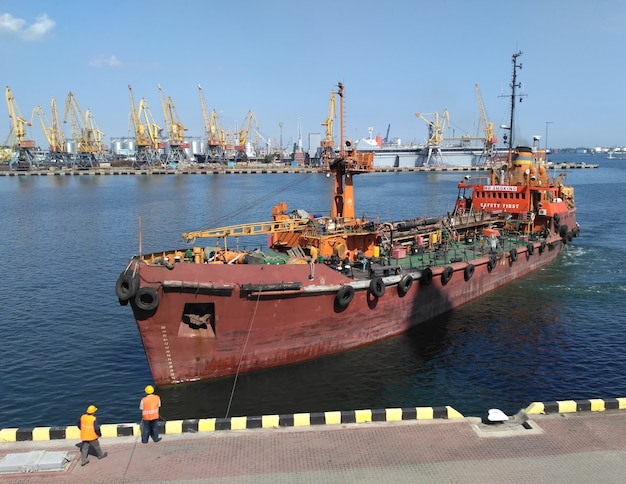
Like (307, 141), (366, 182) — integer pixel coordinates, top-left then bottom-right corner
(235, 110), (258, 160)
(128, 85), (161, 166)
(4, 86), (36, 169)
(63, 92), (105, 168)
(198, 84), (226, 162)
(320, 88), (336, 163)
(415, 110), (450, 147)
(475, 83), (497, 159)
(157, 84), (188, 164)
(32, 97), (69, 164)
(415, 110), (451, 166)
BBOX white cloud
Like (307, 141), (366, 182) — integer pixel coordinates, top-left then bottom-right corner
(0, 12), (55, 40)
(22, 13), (55, 41)
(89, 55), (122, 68)
(0, 13), (26, 34)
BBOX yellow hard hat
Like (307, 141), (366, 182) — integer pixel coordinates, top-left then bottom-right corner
(86, 405), (97, 414)
(145, 385), (154, 394)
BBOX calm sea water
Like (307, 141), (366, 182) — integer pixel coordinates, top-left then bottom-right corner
(1, 153), (625, 428)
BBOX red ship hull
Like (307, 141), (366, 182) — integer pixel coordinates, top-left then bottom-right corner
(129, 233), (566, 386)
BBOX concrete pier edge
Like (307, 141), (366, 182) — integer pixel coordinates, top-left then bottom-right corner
(2, 397), (625, 443)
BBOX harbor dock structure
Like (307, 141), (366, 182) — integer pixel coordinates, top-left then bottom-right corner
(1, 398), (626, 482)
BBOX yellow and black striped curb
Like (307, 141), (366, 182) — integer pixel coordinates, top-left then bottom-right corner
(0, 406), (463, 442)
(525, 397), (626, 415)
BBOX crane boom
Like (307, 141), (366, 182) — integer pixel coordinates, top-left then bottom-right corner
(157, 84), (188, 163)
(182, 217), (311, 243)
(415, 110), (450, 146)
(63, 92), (104, 168)
(475, 83), (496, 155)
(128, 84), (150, 148)
(5, 86), (36, 168)
(198, 84), (225, 151)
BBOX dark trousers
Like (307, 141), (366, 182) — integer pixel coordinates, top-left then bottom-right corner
(81, 439), (104, 463)
(141, 419), (160, 443)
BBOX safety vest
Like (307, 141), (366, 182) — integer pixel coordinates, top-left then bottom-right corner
(80, 414), (98, 441)
(141, 394), (160, 421)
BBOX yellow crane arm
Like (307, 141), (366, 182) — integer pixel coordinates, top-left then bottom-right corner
(182, 217), (311, 243)
(138, 99), (161, 150)
(128, 85), (150, 147)
(6, 86), (32, 145)
(321, 89), (336, 145)
(49, 98), (65, 152)
(32, 105), (52, 147)
(415, 110), (450, 146)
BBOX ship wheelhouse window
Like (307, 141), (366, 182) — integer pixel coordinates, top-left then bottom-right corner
(181, 302), (216, 337)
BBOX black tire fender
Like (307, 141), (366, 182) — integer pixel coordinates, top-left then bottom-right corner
(369, 276), (385, 297)
(398, 274), (413, 295)
(510, 248), (518, 262)
(420, 267), (433, 286)
(115, 271), (139, 302)
(441, 266), (454, 285)
(464, 264), (475, 281)
(487, 254), (497, 273)
(134, 286), (159, 312)
(527, 243), (534, 256)
(336, 285), (354, 308)
(539, 241), (546, 254)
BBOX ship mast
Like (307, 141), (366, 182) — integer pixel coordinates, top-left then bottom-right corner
(327, 82), (374, 220)
(507, 51), (523, 164)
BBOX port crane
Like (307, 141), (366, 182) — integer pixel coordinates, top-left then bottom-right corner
(5, 86), (37, 169)
(475, 83), (497, 160)
(32, 97), (70, 165)
(415, 110), (450, 166)
(320, 88), (336, 163)
(158, 84), (188, 164)
(128, 85), (161, 167)
(63, 92), (105, 168)
(198, 84), (226, 162)
(234, 110), (258, 161)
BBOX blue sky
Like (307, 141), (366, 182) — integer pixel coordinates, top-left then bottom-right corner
(2, 0), (625, 151)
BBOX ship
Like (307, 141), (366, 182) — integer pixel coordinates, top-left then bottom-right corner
(355, 128), (424, 168)
(116, 55), (579, 386)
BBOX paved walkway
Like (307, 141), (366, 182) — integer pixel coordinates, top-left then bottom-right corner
(2, 408), (626, 483)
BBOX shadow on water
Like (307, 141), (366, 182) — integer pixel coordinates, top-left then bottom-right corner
(157, 309), (464, 421)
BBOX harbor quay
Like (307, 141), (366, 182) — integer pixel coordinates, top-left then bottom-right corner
(2, 398), (626, 483)
(0, 161), (597, 177)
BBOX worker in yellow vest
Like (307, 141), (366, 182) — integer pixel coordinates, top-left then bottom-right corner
(140, 385), (162, 443)
(77, 405), (107, 466)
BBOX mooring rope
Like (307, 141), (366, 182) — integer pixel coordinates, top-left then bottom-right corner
(225, 287), (263, 418)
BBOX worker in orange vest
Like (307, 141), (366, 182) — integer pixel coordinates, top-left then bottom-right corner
(77, 405), (107, 466)
(140, 385), (162, 443)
